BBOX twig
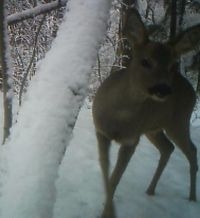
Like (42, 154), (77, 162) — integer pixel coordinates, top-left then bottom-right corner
(7, 0), (67, 25)
(19, 15), (46, 106)
(97, 53), (103, 84)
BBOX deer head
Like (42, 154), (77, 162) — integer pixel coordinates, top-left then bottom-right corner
(122, 8), (200, 101)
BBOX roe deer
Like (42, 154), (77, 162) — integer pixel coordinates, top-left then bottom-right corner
(92, 8), (200, 218)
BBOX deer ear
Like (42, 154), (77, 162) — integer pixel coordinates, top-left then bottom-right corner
(172, 24), (200, 56)
(123, 8), (148, 46)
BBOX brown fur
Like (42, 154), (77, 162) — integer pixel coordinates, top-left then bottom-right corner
(92, 8), (200, 218)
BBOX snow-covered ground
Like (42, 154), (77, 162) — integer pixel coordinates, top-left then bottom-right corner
(53, 104), (200, 218)
(0, 99), (200, 218)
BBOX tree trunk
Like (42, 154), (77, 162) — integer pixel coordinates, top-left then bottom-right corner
(0, 0), (13, 144)
(170, 0), (177, 40)
(178, 0), (186, 28)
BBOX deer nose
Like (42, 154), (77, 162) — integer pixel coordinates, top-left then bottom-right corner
(149, 83), (173, 99)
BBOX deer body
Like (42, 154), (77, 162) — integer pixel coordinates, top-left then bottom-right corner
(93, 8), (200, 218)
(93, 68), (195, 144)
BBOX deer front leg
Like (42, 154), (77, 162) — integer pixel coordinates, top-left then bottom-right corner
(96, 132), (115, 218)
(145, 131), (174, 195)
(103, 144), (136, 218)
(97, 130), (136, 218)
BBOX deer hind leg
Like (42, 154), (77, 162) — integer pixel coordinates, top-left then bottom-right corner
(166, 126), (198, 201)
(145, 131), (175, 195)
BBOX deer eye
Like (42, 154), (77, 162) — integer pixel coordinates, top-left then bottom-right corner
(141, 58), (152, 69)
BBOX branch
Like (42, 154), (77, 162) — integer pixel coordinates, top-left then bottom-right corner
(19, 15), (46, 106)
(97, 53), (103, 84)
(7, 0), (68, 25)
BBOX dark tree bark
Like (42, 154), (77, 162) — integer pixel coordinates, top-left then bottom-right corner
(170, 0), (177, 40)
(0, 1), (13, 144)
(191, 52), (200, 94)
(178, 0), (186, 28)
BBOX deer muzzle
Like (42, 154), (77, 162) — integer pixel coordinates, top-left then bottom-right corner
(149, 83), (173, 101)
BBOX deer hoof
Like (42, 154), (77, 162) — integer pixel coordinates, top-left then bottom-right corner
(146, 188), (155, 196)
(101, 203), (116, 218)
(189, 195), (197, 202)
(101, 211), (116, 218)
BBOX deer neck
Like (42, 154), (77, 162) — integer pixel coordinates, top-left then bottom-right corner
(126, 64), (149, 103)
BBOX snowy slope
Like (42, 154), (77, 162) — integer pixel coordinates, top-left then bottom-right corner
(54, 104), (200, 218)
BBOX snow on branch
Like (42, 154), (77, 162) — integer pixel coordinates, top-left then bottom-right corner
(7, 0), (68, 25)
(0, 0), (112, 217)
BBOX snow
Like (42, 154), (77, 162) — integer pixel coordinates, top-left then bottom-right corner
(54, 105), (200, 218)
(1, 96), (200, 218)
(0, 0), (111, 217)
(0, 0), (200, 218)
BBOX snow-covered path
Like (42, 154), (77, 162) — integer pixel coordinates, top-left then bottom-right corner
(54, 104), (200, 218)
